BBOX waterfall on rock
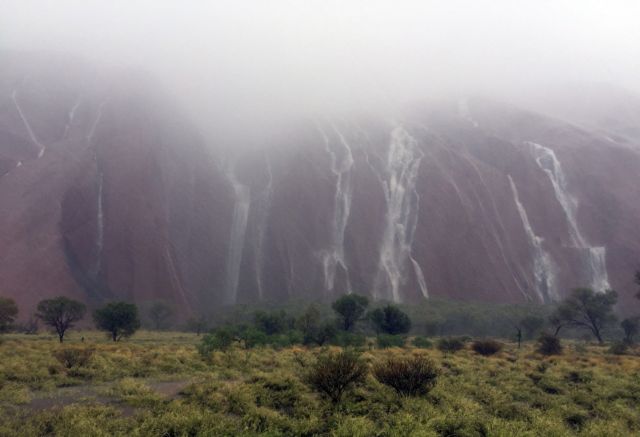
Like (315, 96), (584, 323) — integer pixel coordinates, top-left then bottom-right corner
(529, 142), (610, 291)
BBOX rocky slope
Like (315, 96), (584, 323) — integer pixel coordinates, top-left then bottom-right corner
(1, 53), (639, 317)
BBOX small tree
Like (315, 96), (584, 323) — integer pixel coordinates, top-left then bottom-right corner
(550, 288), (617, 343)
(148, 301), (174, 330)
(332, 294), (368, 331)
(185, 315), (208, 336)
(520, 315), (545, 340)
(621, 317), (640, 344)
(304, 350), (368, 404)
(0, 297), (19, 333)
(93, 302), (140, 341)
(296, 304), (321, 344)
(35, 297), (86, 342)
(369, 305), (412, 335)
(254, 310), (292, 335)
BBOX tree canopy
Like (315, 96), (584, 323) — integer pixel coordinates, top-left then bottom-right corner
(35, 296), (86, 342)
(550, 288), (617, 343)
(93, 302), (141, 341)
(369, 305), (412, 335)
(332, 294), (369, 331)
(0, 297), (18, 333)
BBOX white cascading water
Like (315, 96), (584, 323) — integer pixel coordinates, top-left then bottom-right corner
(93, 170), (105, 276)
(374, 124), (428, 302)
(457, 98), (479, 128)
(224, 165), (251, 304)
(87, 102), (106, 277)
(508, 175), (558, 302)
(316, 122), (354, 293)
(529, 142), (610, 291)
(253, 156), (273, 299)
(63, 98), (82, 139)
(12, 89), (46, 158)
(87, 101), (106, 143)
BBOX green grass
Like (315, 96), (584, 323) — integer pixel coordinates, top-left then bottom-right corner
(1, 331), (639, 436)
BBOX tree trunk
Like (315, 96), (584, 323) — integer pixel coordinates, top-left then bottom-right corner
(553, 325), (563, 337)
(592, 326), (603, 344)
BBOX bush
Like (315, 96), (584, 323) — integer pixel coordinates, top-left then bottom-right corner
(303, 350), (368, 404)
(331, 332), (366, 347)
(93, 302), (140, 341)
(437, 337), (465, 353)
(376, 334), (405, 349)
(369, 305), (412, 335)
(471, 339), (503, 356)
(198, 327), (235, 358)
(608, 341), (629, 355)
(536, 333), (562, 356)
(52, 347), (94, 369)
(412, 336), (433, 348)
(237, 326), (268, 349)
(373, 355), (439, 396)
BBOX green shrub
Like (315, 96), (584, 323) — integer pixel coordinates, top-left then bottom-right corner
(332, 332), (366, 347)
(198, 327), (235, 358)
(536, 333), (562, 356)
(412, 336), (432, 349)
(437, 337), (465, 353)
(608, 341), (629, 355)
(238, 326), (268, 349)
(376, 334), (405, 349)
(471, 339), (503, 356)
(52, 347), (94, 369)
(303, 350), (368, 404)
(373, 355), (439, 396)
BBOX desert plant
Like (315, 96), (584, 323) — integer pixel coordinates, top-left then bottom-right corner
(0, 297), (18, 333)
(608, 341), (629, 355)
(621, 317), (640, 344)
(35, 296), (86, 342)
(373, 355), (439, 396)
(471, 339), (503, 356)
(93, 302), (140, 341)
(550, 288), (617, 343)
(537, 333), (562, 356)
(412, 336), (433, 349)
(368, 305), (412, 335)
(437, 337), (465, 353)
(147, 301), (174, 330)
(303, 350), (368, 404)
(376, 334), (405, 349)
(198, 327), (235, 357)
(53, 347), (94, 369)
(332, 294), (369, 331)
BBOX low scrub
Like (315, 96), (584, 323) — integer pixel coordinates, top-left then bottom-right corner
(437, 337), (465, 353)
(536, 333), (563, 356)
(376, 334), (405, 349)
(412, 336), (433, 349)
(303, 350), (368, 404)
(373, 355), (439, 396)
(52, 347), (94, 369)
(471, 339), (503, 356)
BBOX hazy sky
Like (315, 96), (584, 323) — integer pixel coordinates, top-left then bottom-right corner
(2, 0), (640, 124)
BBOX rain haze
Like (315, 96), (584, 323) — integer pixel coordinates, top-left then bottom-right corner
(3, 0), (640, 130)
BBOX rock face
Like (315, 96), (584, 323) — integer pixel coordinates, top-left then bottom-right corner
(1, 53), (640, 317)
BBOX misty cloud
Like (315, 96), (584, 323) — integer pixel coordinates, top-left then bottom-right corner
(2, 0), (640, 127)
